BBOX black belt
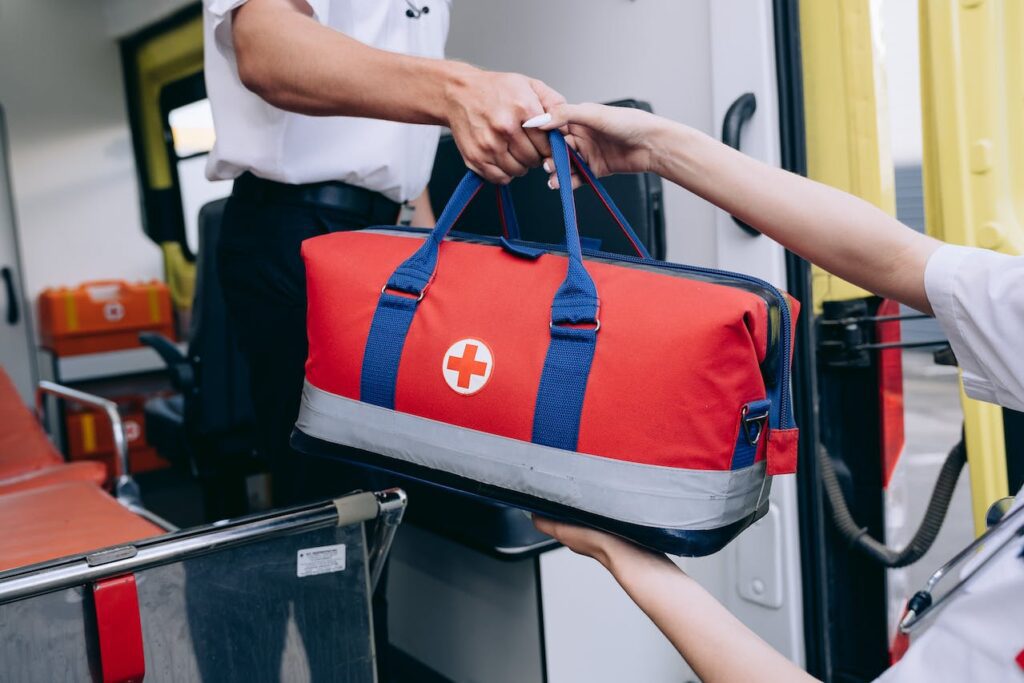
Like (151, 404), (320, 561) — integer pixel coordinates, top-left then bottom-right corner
(232, 172), (402, 225)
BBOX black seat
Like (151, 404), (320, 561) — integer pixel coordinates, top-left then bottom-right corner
(142, 198), (257, 518)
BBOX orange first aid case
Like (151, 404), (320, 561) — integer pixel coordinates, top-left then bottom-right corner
(38, 280), (175, 356)
(64, 394), (171, 478)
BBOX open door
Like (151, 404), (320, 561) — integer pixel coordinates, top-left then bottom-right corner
(0, 106), (36, 402)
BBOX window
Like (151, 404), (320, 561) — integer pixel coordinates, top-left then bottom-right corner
(165, 96), (232, 255)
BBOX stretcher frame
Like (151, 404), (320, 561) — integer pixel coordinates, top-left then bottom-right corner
(0, 488), (407, 682)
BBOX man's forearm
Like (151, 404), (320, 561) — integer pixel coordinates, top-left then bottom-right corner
(231, 0), (564, 185)
(233, 0), (465, 124)
(649, 121), (941, 314)
(609, 551), (816, 683)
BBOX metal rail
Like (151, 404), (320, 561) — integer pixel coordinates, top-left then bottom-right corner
(0, 488), (406, 604)
(35, 380), (141, 506)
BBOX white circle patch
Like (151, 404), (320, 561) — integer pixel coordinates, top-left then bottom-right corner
(124, 419), (141, 442)
(103, 301), (126, 322)
(442, 339), (493, 395)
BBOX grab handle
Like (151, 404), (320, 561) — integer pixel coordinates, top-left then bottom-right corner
(721, 93), (761, 237)
(1, 266), (18, 325)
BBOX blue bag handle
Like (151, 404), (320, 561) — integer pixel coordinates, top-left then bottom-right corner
(384, 130), (601, 324)
(495, 185), (520, 238)
(362, 131), (621, 452)
(446, 145), (650, 259)
(562, 144), (651, 258)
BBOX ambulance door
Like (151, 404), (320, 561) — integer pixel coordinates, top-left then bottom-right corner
(918, 0), (1024, 523)
(793, 2), (1024, 681)
(0, 106), (36, 401)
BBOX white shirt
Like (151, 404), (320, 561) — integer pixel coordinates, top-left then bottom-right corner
(924, 244), (1024, 412)
(879, 243), (1024, 682)
(878, 487), (1024, 682)
(203, 0), (450, 202)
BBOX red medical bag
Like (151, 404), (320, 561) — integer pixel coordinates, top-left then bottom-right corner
(293, 131), (799, 555)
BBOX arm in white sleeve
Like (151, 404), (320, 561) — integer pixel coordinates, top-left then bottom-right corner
(925, 245), (1024, 411)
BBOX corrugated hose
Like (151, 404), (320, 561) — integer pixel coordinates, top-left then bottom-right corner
(818, 428), (966, 568)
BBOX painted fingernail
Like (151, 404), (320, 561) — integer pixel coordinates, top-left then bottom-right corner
(543, 161), (551, 173)
(523, 113), (552, 128)
(547, 178), (555, 190)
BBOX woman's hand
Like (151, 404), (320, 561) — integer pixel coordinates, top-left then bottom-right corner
(524, 103), (674, 187)
(534, 514), (818, 683)
(533, 515), (662, 573)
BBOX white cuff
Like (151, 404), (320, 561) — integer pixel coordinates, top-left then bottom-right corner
(924, 245), (995, 402)
(207, 0), (249, 20)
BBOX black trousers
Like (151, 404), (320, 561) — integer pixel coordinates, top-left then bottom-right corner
(216, 191), (394, 679)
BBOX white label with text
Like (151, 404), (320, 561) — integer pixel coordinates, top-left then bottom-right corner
(296, 543), (346, 577)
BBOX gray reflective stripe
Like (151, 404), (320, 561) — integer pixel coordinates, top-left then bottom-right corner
(297, 381), (767, 531)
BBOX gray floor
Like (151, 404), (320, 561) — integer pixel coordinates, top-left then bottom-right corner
(896, 349), (973, 592)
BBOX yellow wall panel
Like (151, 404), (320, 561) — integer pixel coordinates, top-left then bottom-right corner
(799, 0), (894, 311)
(918, 0), (1019, 533)
(134, 16), (204, 190)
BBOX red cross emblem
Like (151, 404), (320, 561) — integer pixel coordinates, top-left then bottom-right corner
(442, 339), (493, 395)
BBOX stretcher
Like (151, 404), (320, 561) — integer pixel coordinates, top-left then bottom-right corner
(0, 488), (406, 682)
(0, 370), (107, 494)
(0, 367), (405, 682)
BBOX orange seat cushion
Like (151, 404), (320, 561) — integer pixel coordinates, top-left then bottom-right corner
(0, 460), (108, 496)
(0, 481), (164, 572)
(0, 369), (63, 478)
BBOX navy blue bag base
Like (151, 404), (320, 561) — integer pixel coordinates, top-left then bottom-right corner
(291, 429), (766, 557)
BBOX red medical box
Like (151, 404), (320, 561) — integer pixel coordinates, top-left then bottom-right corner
(65, 394), (170, 478)
(38, 280), (175, 356)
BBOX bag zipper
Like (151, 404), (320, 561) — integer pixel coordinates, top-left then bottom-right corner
(362, 227), (795, 430)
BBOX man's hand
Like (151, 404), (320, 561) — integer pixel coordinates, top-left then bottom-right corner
(444, 66), (566, 184)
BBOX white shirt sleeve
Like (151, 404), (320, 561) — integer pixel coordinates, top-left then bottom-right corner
(924, 244), (1024, 412)
(203, 0), (447, 199)
(205, 0), (330, 55)
(206, 0), (329, 23)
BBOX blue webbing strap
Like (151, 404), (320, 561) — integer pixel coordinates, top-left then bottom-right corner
(547, 132), (599, 324)
(565, 145), (651, 259)
(531, 133), (599, 449)
(499, 146), (647, 257)
(531, 326), (597, 449)
(385, 173), (483, 295)
(359, 174), (483, 407)
(359, 293), (418, 409)
(496, 185), (521, 239)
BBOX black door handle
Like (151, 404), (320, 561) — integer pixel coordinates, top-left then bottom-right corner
(721, 93), (761, 237)
(1, 266), (19, 325)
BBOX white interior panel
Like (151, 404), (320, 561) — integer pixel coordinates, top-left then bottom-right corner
(0, 0), (162, 306)
(388, 525), (546, 683)
(0, 108), (36, 399)
(708, 0), (788, 287)
(540, 547), (699, 682)
(444, 0), (717, 267)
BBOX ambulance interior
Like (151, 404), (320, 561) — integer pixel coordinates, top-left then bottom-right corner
(0, 1), (1021, 681)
